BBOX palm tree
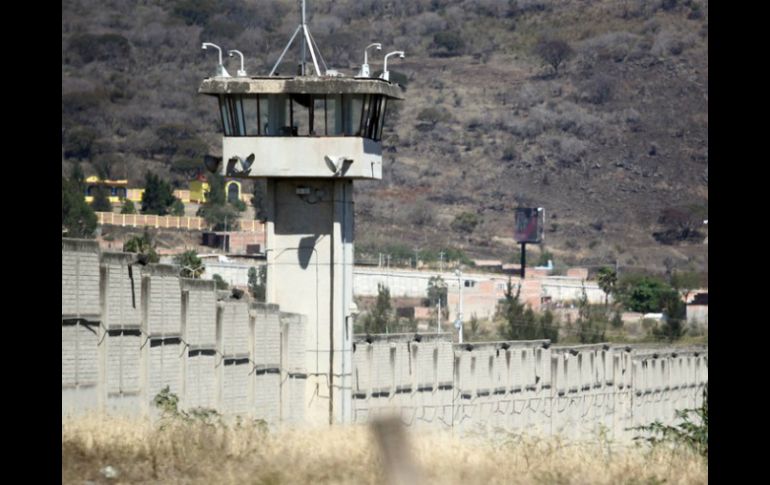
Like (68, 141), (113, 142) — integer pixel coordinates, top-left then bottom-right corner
(597, 267), (618, 306)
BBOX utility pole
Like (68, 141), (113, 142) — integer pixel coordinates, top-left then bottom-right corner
(455, 268), (464, 343)
(222, 215), (228, 253)
(439, 251), (445, 273)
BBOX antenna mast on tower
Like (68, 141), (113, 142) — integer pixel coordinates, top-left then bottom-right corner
(270, 0), (329, 76)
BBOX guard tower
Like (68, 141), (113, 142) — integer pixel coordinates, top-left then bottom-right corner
(198, 3), (404, 426)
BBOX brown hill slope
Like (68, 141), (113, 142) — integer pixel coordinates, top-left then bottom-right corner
(62, 0), (708, 275)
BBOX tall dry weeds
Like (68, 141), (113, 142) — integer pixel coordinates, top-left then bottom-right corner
(62, 414), (707, 484)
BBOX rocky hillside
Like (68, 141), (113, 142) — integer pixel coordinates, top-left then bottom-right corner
(62, 0), (708, 275)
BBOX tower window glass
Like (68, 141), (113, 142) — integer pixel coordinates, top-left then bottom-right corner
(217, 93), (387, 140)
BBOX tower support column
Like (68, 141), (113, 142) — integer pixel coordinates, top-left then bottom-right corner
(265, 178), (354, 425)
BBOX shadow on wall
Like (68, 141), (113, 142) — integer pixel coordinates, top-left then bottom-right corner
(298, 235), (320, 269)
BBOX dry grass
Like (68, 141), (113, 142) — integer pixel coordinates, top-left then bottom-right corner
(62, 414), (706, 484)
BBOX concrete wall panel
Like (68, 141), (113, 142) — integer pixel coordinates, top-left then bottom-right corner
(147, 340), (182, 401)
(181, 279), (217, 347)
(222, 360), (252, 415)
(62, 240), (101, 318)
(143, 266), (181, 336)
(185, 351), (218, 410)
(102, 253), (141, 329)
(105, 331), (141, 397)
(220, 301), (251, 356)
(62, 323), (99, 387)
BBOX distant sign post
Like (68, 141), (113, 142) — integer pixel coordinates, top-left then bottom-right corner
(514, 208), (544, 279)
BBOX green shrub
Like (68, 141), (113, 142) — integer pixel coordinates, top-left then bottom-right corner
(632, 385), (708, 458)
(171, 198), (186, 217)
(171, 0), (218, 26)
(502, 143), (518, 161)
(141, 172), (177, 215)
(611, 311), (624, 329)
(431, 31), (466, 57)
(416, 106), (451, 127)
(121, 199), (137, 214)
(175, 250), (204, 279)
(212, 274), (229, 290)
(61, 90), (108, 116)
(62, 177), (97, 238)
(91, 185), (113, 212)
(68, 33), (131, 64)
(451, 212), (480, 234)
(537, 249), (553, 266)
(617, 274), (676, 313)
(232, 199), (247, 212)
(63, 127), (99, 160)
(123, 229), (159, 263)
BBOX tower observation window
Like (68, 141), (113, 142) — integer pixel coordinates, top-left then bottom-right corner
(217, 93), (388, 141)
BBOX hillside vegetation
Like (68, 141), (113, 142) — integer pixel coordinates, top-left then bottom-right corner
(62, 0), (708, 274)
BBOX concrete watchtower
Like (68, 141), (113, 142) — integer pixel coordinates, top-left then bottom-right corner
(198, 3), (404, 425)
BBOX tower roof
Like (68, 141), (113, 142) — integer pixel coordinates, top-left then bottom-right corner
(199, 76), (405, 100)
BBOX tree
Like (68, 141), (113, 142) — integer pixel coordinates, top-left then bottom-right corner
(172, 0), (219, 26)
(121, 199), (137, 214)
(408, 201), (434, 226)
(197, 173), (240, 230)
(469, 315), (481, 340)
(521, 307), (538, 340)
(212, 274), (229, 290)
(141, 171), (177, 215)
(171, 198), (186, 217)
(123, 228), (159, 263)
(611, 311), (624, 329)
(68, 32), (131, 64)
(93, 154), (120, 180)
(540, 309), (559, 343)
(427, 276), (448, 321)
(427, 276), (448, 307)
(231, 199), (247, 212)
(175, 250), (204, 279)
(198, 203), (239, 231)
(654, 205), (707, 244)
(70, 162), (85, 190)
(670, 270), (701, 302)
(63, 127), (99, 160)
(653, 290), (687, 342)
(91, 185), (112, 212)
(617, 274), (675, 313)
(431, 31), (465, 57)
(416, 107), (451, 129)
(62, 177), (97, 238)
(251, 180), (267, 221)
(576, 286), (606, 344)
(451, 212), (480, 234)
(533, 38), (574, 76)
(248, 266), (266, 302)
(536, 247), (554, 266)
(597, 267), (618, 305)
(364, 284), (392, 334)
(499, 279), (526, 340)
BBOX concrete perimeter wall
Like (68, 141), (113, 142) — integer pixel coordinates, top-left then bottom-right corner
(64, 238), (707, 440)
(62, 238), (306, 424)
(351, 335), (707, 441)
